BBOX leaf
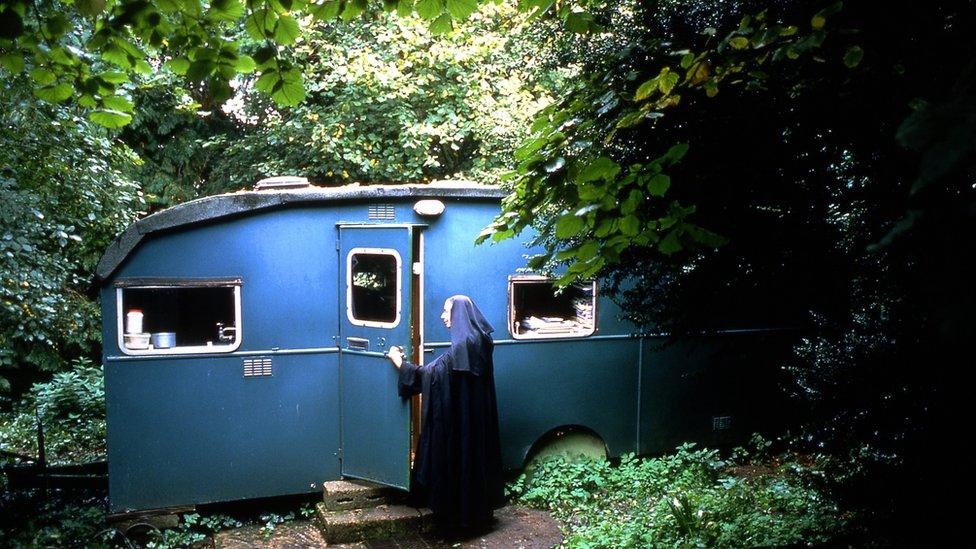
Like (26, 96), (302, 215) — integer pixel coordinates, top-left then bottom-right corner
(663, 142), (689, 163)
(274, 14), (301, 45)
(657, 229), (683, 254)
(658, 70), (679, 95)
(98, 70), (128, 84)
(843, 46), (863, 68)
(647, 174), (671, 196)
(446, 0), (477, 21)
(310, 0), (341, 20)
(30, 68), (57, 85)
(271, 68), (305, 106)
(577, 240), (599, 261)
(555, 214), (585, 238)
(102, 95), (135, 112)
(234, 55), (256, 73)
(729, 36), (750, 50)
(187, 59), (215, 81)
(167, 57), (190, 75)
(430, 13), (453, 35)
(616, 111), (645, 129)
(619, 215), (640, 236)
(621, 189), (643, 215)
(1, 52), (25, 73)
(74, 0), (107, 17)
(341, 0), (366, 21)
(564, 10), (594, 33)
(102, 95), (134, 112)
(416, 0), (442, 20)
(634, 78), (658, 101)
(245, 9), (278, 39)
(688, 60), (710, 85)
(680, 52), (695, 69)
(89, 109), (133, 128)
(577, 157), (620, 183)
(34, 83), (73, 102)
(397, 0), (414, 17)
(210, 0), (244, 21)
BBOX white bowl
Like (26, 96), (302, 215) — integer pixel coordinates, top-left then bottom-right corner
(124, 332), (151, 350)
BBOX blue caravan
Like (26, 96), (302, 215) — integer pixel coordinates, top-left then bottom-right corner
(97, 178), (790, 513)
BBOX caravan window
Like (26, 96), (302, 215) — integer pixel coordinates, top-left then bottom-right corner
(509, 276), (597, 339)
(115, 278), (243, 355)
(347, 248), (401, 328)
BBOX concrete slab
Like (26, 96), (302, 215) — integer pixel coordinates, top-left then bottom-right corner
(316, 502), (433, 544)
(215, 506), (562, 548)
(323, 479), (406, 512)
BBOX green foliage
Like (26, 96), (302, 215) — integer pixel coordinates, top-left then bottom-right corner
(0, 0), (601, 126)
(510, 441), (844, 548)
(0, 77), (142, 389)
(185, 2), (565, 191)
(0, 358), (106, 464)
(479, 1), (855, 286)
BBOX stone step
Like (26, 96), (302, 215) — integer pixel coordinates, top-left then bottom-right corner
(315, 502), (434, 544)
(322, 479), (406, 511)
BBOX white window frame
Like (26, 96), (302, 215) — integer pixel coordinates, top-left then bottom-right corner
(508, 275), (598, 340)
(346, 247), (402, 329)
(116, 283), (243, 356)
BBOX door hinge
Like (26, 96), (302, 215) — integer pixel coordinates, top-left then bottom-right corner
(412, 262), (422, 275)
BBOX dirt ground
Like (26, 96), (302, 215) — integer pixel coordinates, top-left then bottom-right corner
(214, 505), (563, 548)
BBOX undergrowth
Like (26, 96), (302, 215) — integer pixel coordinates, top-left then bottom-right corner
(0, 358), (106, 465)
(508, 437), (845, 548)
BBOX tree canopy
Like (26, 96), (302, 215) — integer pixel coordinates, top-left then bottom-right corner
(0, 0), (589, 127)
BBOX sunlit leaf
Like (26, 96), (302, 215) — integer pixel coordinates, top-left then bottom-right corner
(430, 13), (452, 34)
(416, 0), (443, 20)
(274, 15), (301, 44)
(89, 109), (133, 128)
(446, 0), (477, 21)
(577, 157), (620, 183)
(33, 83), (73, 102)
(555, 214), (585, 238)
(310, 0), (342, 20)
(210, 0), (244, 21)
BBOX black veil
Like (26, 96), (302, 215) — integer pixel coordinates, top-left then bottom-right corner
(446, 295), (494, 376)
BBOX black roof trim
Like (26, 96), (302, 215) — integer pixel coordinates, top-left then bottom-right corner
(96, 182), (505, 282)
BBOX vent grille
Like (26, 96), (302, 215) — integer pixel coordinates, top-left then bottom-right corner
(243, 357), (273, 377)
(368, 203), (395, 220)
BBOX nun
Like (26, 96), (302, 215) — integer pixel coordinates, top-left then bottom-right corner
(386, 295), (505, 530)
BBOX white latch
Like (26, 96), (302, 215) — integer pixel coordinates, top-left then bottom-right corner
(412, 262), (423, 275)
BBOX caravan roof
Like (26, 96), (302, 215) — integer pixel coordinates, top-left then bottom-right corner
(96, 181), (505, 281)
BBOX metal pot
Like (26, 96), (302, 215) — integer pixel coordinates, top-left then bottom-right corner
(151, 332), (176, 349)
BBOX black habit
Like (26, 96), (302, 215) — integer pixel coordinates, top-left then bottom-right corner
(397, 295), (505, 527)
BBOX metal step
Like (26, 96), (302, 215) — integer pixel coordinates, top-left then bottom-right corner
(315, 501), (433, 544)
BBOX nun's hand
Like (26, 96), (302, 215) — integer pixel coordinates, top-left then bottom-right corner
(386, 346), (404, 369)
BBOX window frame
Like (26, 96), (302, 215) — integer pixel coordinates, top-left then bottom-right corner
(346, 247), (403, 329)
(115, 278), (243, 356)
(508, 275), (598, 340)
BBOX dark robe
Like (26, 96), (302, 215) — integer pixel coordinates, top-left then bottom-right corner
(397, 296), (505, 527)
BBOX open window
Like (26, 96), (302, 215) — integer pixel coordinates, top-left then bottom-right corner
(347, 248), (402, 328)
(115, 278), (243, 355)
(509, 276), (597, 339)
